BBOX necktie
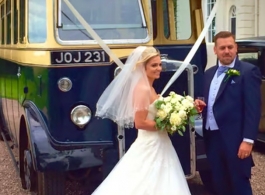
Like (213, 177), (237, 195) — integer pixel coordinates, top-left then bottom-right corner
(217, 66), (229, 77)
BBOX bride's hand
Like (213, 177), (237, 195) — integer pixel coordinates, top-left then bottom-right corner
(194, 99), (206, 113)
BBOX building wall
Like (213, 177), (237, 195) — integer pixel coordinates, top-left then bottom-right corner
(236, 0), (255, 38)
(258, 0), (265, 36)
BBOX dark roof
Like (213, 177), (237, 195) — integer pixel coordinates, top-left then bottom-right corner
(236, 36), (265, 47)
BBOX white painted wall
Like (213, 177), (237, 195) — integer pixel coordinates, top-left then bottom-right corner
(258, 0), (265, 36)
(236, 0), (255, 38)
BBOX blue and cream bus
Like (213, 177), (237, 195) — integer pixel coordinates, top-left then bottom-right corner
(0, 0), (213, 194)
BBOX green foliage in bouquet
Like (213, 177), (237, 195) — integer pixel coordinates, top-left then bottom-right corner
(154, 92), (198, 136)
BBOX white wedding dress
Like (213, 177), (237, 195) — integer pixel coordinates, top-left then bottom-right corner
(92, 102), (191, 195)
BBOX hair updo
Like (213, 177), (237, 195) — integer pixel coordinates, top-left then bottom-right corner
(136, 46), (160, 67)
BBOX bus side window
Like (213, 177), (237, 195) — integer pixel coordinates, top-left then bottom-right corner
(163, 0), (170, 39)
(164, 0), (192, 40)
(6, 0), (11, 44)
(28, 0), (47, 43)
(151, 0), (157, 39)
(19, 0), (25, 43)
(14, 0), (18, 44)
(1, 3), (5, 45)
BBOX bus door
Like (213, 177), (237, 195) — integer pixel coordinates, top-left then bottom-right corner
(151, 0), (207, 178)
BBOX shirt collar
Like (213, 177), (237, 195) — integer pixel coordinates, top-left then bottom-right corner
(218, 58), (236, 68)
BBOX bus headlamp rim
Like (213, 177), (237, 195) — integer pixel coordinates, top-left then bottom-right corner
(58, 77), (72, 92)
(70, 105), (91, 128)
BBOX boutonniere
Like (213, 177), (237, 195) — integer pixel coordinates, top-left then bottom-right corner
(224, 69), (240, 82)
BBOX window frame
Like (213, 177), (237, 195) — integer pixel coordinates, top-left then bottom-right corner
(6, 0), (12, 44)
(1, 3), (5, 45)
(229, 5), (236, 37)
(163, 0), (192, 41)
(205, 0), (216, 43)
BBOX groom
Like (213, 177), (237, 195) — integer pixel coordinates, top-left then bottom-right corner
(201, 31), (261, 195)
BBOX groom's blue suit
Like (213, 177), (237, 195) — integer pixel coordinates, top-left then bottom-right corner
(202, 57), (261, 195)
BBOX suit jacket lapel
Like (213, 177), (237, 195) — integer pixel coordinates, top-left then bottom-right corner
(204, 65), (218, 105)
(215, 58), (241, 101)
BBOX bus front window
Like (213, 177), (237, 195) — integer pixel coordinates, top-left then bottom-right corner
(57, 0), (148, 42)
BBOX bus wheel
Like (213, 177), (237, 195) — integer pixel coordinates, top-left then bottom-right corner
(23, 148), (66, 195)
(24, 149), (36, 191)
(199, 170), (217, 194)
(34, 171), (66, 195)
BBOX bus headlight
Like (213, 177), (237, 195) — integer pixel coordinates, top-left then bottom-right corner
(58, 77), (72, 92)
(70, 105), (91, 128)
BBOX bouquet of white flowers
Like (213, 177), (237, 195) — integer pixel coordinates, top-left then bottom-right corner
(154, 91), (198, 136)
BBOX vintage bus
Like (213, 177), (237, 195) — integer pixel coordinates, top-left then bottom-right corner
(236, 36), (265, 144)
(0, 0), (212, 194)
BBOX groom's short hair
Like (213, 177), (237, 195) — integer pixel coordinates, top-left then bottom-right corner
(214, 31), (235, 45)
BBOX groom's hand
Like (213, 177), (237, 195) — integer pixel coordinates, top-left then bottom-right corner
(237, 141), (253, 159)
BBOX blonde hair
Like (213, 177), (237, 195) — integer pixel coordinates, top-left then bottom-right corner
(136, 46), (160, 67)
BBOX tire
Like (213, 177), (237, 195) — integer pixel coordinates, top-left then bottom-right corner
(35, 171), (66, 195)
(21, 129), (66, 195)
(199, 170), (217, 194)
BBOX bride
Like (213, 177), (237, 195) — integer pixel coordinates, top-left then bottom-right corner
(93, 46), (193, 195)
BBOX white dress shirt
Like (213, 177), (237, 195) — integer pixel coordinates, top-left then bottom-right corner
(206, 59), (253, 144)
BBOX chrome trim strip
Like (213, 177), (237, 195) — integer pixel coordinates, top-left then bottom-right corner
(57, 0), (62, 27)
(147, 0), (153, 37)
(138, 0), (147, 27)
(196, 154), (207, 160)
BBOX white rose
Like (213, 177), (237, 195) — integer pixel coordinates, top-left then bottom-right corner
(175, 94), (183, 101)
(187, 102), (194, 109)
(170, 98), (178, 104)
(169, 91), (176, 96)
(185, 95), (194, 102)
(171, 125), (177, 131)
(169, 113), (182, 126)
(182, 99), (194, 109)
(181, 99), (190, 108)
(156, 110), (167, 120)
(165, 108), (171, 114)
(164, 103), (172, 113)
(178, 110), (187, 119)
(173, 103), (180, 111)
(164, 96), (171, 102)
